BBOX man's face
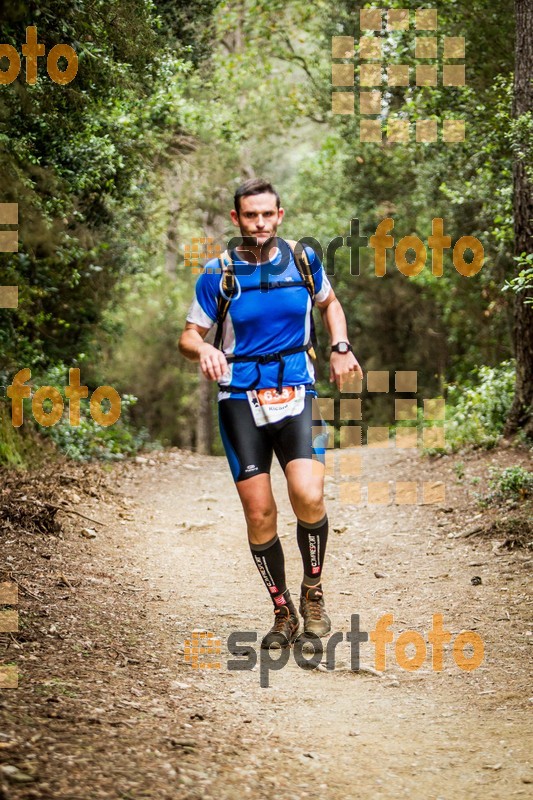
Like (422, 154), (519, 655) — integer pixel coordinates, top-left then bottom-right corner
(230, 192), (284, 248)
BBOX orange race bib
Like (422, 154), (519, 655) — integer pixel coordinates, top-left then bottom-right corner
(257, 387), (296, 405)
(247, 385), (306, 427)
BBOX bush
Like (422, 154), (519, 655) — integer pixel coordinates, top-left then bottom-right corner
(0, 404), (30, 467)
(43, 392), (150, 461)
(444, 360), (516, 450)
(488, 466), (533, 501)
(13, 364), (151, 462)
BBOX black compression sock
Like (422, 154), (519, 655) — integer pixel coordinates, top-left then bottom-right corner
(250, 534), (296, 613)
(297, 514), (328, 587)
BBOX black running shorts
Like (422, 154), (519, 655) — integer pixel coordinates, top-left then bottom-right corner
(218, 392), (328, 483)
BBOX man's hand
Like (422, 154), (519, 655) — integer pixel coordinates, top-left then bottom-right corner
(329, 351), (364, 390)
(199, 343), (229, 381)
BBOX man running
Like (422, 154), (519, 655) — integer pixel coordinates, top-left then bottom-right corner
(179, 178), (363, 649)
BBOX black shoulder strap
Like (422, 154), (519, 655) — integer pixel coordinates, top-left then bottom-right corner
(287, 240), (316, 302)
(287, 240), (318, 357)
(214, 250), (236, 351)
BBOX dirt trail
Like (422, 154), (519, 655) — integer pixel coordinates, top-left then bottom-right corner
(118, 446), (532, 799)
(1, 445), (532, 799)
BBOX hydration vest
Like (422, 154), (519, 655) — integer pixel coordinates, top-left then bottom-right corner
(213, 239), (319, 393)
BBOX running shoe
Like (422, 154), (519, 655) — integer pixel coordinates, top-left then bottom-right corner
(261, 606), (300, 649)
(299, 586), (331, 637)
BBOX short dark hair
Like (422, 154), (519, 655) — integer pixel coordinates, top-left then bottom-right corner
(234, 178), (281, 214)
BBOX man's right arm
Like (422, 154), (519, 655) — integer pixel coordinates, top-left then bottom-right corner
(178, 322), (229, 382)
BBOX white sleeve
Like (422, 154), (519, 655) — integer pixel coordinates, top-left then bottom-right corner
(315, 271), (332, 304)
(186, 297), (216, 329)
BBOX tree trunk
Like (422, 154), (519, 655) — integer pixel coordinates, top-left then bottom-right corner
(504, 0), (533, 438)
(164, 165), (181, 276)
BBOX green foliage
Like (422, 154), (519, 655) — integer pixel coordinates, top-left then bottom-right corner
(154, 0), (221, 66)
(487, 466), (533, 503)
(445, 360), (516, 450)
(30, 364), (150, 461)
(477, 466), (533, 506)
(283, 0), (516, 394)
(0, 405), (28, 467)
(0, 0), (525, 457)
(95, 272), (202, 449)
(453, 461), (465, 481)
(502, 253), (533, 304)
(43, 393), (149, 462)
(0, 395), (59, 469)
(0, 0), (206, 373)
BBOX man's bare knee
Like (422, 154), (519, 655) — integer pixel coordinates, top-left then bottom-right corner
(290, 487), (325, 521)
(245, 504), (276, 531)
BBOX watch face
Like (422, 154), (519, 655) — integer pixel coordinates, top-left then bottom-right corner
(337, 342), (349, 353)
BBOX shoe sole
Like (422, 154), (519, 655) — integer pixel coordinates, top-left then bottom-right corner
(301, 624), (331, 638)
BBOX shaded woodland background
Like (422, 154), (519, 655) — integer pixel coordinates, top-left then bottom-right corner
(0, 0), (531, 463)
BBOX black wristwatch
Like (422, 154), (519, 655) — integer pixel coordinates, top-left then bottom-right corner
(331, 341), (353, 354)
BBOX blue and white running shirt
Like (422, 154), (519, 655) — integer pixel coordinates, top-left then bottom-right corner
(186, 243), (332, 400)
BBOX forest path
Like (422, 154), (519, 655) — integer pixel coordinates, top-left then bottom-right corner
(2, 446), (531, 800)
(115, 446), (531, 800)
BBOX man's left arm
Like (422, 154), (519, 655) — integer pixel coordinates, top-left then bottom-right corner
(315, 289), (364, 388)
